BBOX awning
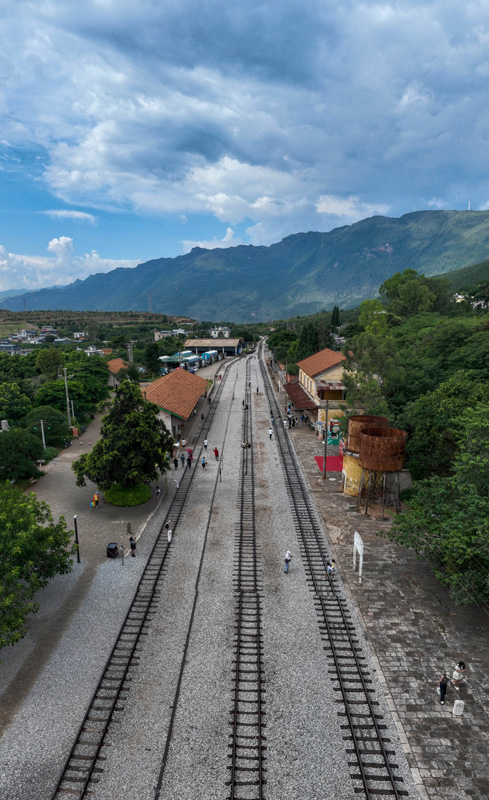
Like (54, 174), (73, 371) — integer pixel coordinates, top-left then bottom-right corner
(284, 381), (319, 410)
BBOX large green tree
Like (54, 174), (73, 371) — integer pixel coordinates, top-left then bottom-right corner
(0, 382), (32, 424)
(22, 405), (71, 448)
(296, 322), (318, 361)
(383, 404), (489, 606)
(0, 483), (75, 648)
(36, 348), (64, 379)
(0, 429), (45, 481)
(72, 381), (174, 490)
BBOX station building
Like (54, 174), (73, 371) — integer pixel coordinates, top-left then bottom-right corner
(144, 367), (208, 441)
(285, 348), (347, 428)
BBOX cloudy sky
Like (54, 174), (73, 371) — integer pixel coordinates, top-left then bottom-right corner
(1, 0), (489, 291)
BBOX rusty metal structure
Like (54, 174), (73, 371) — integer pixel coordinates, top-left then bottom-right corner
(356, 427), (407, 516)
(347, 415), (388, 453)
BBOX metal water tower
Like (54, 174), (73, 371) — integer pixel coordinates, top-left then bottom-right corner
(342, 415), (389, 497)
(356, 427), (407, 515)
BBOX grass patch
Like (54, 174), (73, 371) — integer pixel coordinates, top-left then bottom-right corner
(104, 483), (151, 506)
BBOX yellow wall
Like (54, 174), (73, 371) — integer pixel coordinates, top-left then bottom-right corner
(343, 452), (362, 496)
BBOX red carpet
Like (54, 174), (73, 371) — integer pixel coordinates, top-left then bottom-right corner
(315, 455), (343, 472)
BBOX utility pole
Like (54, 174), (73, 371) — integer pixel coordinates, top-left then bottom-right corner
(63, 367), (71, 427)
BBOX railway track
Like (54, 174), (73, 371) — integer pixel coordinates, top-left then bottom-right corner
(227, 360), (267, 800)
(51, 363), (234, 800)
(259, 345), (407, 800)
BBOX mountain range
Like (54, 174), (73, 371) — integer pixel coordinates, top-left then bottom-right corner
(4, 210), (489, 321)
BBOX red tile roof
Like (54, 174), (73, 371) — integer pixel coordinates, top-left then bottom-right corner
(297, 348), (346, 378)
(144, 368), (208, 420)
(284, 381), (319, 410)
(107, 357), (127, 375)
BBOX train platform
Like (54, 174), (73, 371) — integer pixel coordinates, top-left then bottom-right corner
(287, 415), (489, 800)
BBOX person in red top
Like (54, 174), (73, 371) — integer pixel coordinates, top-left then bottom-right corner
(213, 447), (219, 461)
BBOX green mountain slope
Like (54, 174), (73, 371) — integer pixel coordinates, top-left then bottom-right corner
(4, 210), (489, 321)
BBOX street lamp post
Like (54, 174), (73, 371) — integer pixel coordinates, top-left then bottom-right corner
(73, 515), (81, 564)
(63, 368), (71, 427)
(322, 399), (329, 480)
(39, 419), (46, 448)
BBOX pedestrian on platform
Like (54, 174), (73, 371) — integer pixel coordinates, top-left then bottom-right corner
(165, 521), (173, 542)
(269, 427), (273, 440)
(194, 409), (197, 416)
(180, 452), (185, 467)
(173, 458), (178, 470)
(438, 672), (449, 704)
(129, 536), (136, 557)
(284, 550), (292, 574)
(325, 562), (334, 582)
(182, 439), (186, 448)
(213, 447), (219, 461)
(201, 413), (204, 420)
(202, 456), (207, 469)
(283, 419), (288, 430)
(156, 485), (161, 502)
(451, 661), (466, 689)
(204, 439), (208, 450)
(187, 455), (192, 469)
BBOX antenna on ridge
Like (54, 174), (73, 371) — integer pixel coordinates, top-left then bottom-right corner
(468, 201), (471, 211)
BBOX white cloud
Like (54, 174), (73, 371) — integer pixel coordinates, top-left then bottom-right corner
(0, 239), (139, 292)
(182, 227), (242, 253)
(43, 209), (96, 224)
(1, 0), (489, 248)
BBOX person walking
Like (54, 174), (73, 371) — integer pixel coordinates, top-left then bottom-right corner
(180, 452), (185, 467)
(165, 521), (173, 543)
(156, 485), (161, 502)
(284, 550), (292, 574)
(187, 455), (192, 469)
(92, 491), (99, 509)
(129, 536), (136, 557)
(438, 672), (449, 704)
(269, 427), (273, 440)
(201, 456), (207, 469)
(213, 447), (219, 461)
(204, 439), (208, 450)
(173, 457), (178, 470)
(325, 562), (334, 582)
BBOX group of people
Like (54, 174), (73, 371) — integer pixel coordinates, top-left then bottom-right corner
(242, 440), (251, 448)
(438, 661), (466, 704)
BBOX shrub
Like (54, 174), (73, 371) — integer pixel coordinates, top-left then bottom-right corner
(104, 483), (151, 506)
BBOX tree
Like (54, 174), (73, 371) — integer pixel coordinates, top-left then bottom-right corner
(331, 305), (340, 327)
(22, 406), (71, 448)
(72, 381), (174, 490)
(382, 404), (489, 606)
(0, 429), (46, 480)
(296, 322), (318, 361)
(358, 299), (388, 337)
(379, 269), (443, 319)
(267, 329), (297, 363)
(36, 348), (64, 379)
(400, 370), (489, 480)
(0, 482), (75, 648)
(143, 342), (162, 374)
(341, 330), (399, 416)
(0, 382), (32, 424)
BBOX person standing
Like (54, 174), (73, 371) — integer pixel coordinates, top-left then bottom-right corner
(438, 672), (449, 704)
(156, 485), (161, 502)
(173, 457), (179, 470)
(213, 447), (219, 461)
(92, 491), (99, 509)
(181, 439), (186, 448)
(187, 454), (192, 469)
(165, 521), (173, 543)
(180, 452), (185, 468)
(284, 550), (292, 574)
(269, 427), (273, 440)
(202, 456), (207, 469)
(204, 439), (208, 450)
(129, 536), (136, 557)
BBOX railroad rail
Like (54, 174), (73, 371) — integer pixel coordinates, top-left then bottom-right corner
(51, 363), (235, 800)
(227, 360), (267, 800)
(259, 345), (407, 800)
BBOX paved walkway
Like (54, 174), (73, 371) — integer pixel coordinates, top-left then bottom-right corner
(285, 407), (489, 800)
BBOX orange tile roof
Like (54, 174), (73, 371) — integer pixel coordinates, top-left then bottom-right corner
(144, 368), (208, 420)
(107, 357), (127, 375)
(297, 348), (346, 378)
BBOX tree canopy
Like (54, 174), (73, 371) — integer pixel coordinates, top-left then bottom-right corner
(72, 381), (174, 490)
(0, 429), (46, 480)
(0, 483), (75, 649)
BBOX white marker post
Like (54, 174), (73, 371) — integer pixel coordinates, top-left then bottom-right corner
(353, 531), (364, 584)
